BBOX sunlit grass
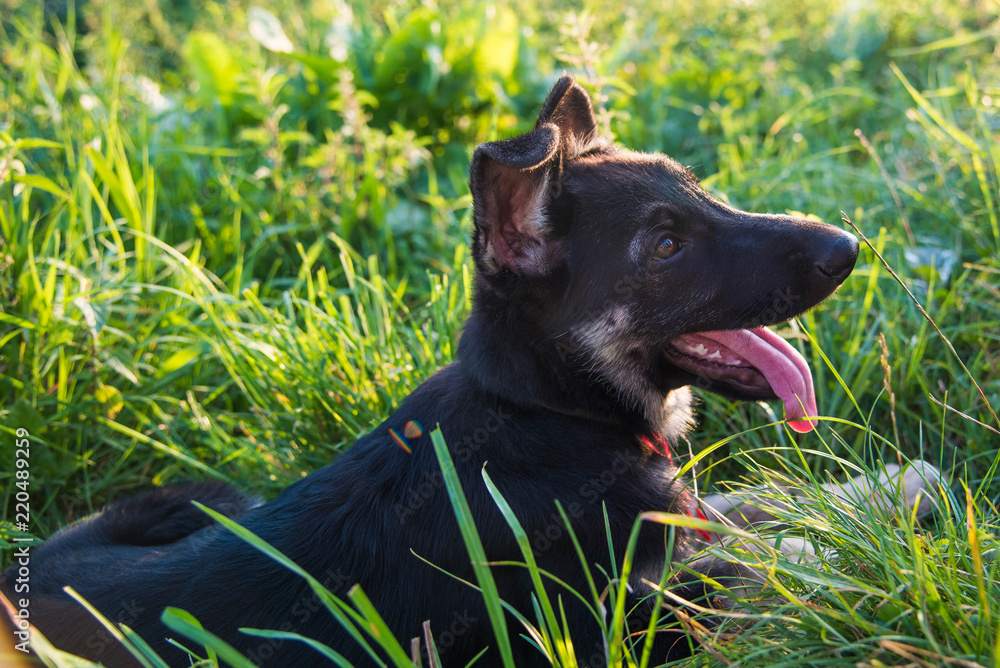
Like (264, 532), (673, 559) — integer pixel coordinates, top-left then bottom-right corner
(1, 0), (998, 665)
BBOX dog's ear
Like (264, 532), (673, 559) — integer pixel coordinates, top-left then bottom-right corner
(535, 74), (599, 152)
(469, 125), (562, 275)
(469, 75), (598, 276)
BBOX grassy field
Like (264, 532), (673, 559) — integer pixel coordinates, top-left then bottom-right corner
(1, 0), (998, 665)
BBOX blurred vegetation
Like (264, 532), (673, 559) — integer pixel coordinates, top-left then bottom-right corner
(0, 0), (998, 664)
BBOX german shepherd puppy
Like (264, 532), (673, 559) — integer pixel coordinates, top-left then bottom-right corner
(3, 76), (865, 666)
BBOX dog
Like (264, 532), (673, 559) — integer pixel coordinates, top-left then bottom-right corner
(1, 75), (940, 667)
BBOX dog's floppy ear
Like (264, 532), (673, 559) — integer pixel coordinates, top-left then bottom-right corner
(470, 75), (598, 276)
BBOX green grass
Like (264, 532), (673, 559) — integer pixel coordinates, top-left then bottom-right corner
(1, 0), (998, 665)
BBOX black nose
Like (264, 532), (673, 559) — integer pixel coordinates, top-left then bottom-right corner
(816, 232), (859, 284)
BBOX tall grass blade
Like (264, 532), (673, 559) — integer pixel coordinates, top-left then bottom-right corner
(430, 427), (515, 668)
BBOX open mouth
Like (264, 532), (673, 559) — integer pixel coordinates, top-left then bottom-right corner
(663, 327), (818, 432)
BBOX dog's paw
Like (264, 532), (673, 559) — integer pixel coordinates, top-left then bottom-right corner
(838, 459), (948, 517)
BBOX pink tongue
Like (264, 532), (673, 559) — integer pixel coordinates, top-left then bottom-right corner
(693, 327), (818, 432)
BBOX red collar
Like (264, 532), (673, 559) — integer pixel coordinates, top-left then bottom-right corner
(639, 434), (673, 464)
(642, 436), (713, 541)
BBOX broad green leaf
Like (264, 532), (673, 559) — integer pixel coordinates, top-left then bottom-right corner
(159, 345), (204, 375)
(183, 32), (239, 105)
(473, 6), (518, 78)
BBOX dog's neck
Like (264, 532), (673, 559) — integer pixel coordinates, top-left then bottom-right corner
(458, 297), (693, 443)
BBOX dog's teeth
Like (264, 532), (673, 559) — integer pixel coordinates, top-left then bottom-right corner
(686, 343), (709, 356)
(728, 358), (743, 366)
(707, 350), (722, 360)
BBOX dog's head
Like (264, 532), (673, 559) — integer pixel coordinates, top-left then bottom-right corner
(468, 75), (858, 433)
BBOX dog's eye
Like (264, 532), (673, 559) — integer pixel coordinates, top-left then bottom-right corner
(653, 237), (679, 260)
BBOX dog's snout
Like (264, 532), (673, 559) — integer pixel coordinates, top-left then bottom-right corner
(816, 231), (859, 284)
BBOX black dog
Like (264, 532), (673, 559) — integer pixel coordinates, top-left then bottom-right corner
(2, 76), (859, 666)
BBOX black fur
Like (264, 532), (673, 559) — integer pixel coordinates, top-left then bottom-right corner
(1, 75), (858, 667)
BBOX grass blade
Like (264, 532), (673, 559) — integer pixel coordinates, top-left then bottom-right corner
(430, 427), (515, 668)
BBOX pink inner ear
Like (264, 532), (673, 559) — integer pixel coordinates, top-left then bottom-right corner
(507, 180), (531, 234)
(489, 171), (540, 270)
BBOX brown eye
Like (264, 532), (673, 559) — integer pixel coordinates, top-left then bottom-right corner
(653, 237), (679, 260)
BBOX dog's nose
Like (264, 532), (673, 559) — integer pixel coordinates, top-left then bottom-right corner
(816, 232), (859, 284)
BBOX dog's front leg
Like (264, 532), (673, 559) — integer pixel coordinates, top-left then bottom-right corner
(680, 461), (948, 611)
(698, 460), (947, 536)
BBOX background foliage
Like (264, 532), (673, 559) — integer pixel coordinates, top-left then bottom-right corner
(1, 0), (998, 665)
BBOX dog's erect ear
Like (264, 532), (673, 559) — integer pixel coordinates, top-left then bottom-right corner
(535, 74), (599, 152)
(469, 125), (561, 275)
(469, 75), (598, 276)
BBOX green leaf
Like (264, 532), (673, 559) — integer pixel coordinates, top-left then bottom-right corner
(159, 345), (204, 375)
(286, 52), (341, 83)
(346, 586), (415, 667)
(161, 607), (257, 668)
(481, 467), (564, 662)
(94, 384), (124, 420)
(10, 137), (65, 150)
(13, 173), (69, 200)
(7, 398), (45, 434)
(107, 355), (140, 385)
(191, 503), (387, 665)
(63, 587), (166, 668)
(473, 6), (518, 79)
(183, 32), (239, 106)
(0, 520), (36, 545)
(72, 295), (107, 341)
(24, 629), (106, 667)
(239, 629), (353, 667)
(374, 6), (437, 89)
